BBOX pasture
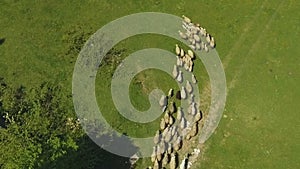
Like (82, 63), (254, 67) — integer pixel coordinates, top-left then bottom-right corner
(0, 0), (299, 168)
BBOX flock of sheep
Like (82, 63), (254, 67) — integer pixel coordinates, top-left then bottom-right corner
(146, 15), (215, 169)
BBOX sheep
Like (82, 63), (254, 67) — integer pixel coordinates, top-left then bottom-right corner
(189, 94), (195, 104)
(179, 155), (189, 169)
(176, 56), (181, 67)
(188, 37), (194, 44)
(169, 115), (174, 125)
(181, 86), (187, 99)
(190, 122), (198, 137)
(164, 130), (173, 143)
(176, 71), (183, 83)
(187, 50), (195, 59)
(178, 30), (188, 40)
(189, 102), (197, 116)
(191, 74), (197, 84)
(164, 112), (170, 124)
(167, 143), (173, 153)
(153, 159), (160, 169)
(151, 146), (157, 162)
(200, 27), (206, 36)
(193, 34), (201, 43)
(200, 41), (205, 50)
(174, 137), (182, 151)
(204, 43), (209, 53)
(195, 42), (201, 50)
(162, 153), (170, 166)
(206, 33), (211, 43)
(168, 88), (173, 98)
(162, 126), (169, 137)
(188, 61), (194, 72)
(170, 153), (178, 169)
(160, 118), (166, 130)
(180, 118), (186, 129)
(182, 15), (192, 23)
(154, 130), (161, 144)
(159, 95), (167, 107)
(186, 80), (193, 93)
(162, 105), (167, 112)
(195, 110), (202, 122)
(172, 65), (179, 79)
(210, 36), (215, 48)
(169, 102), (176, 114)
(175, 44), (181, 56)
(176, 107), (183, 120)
(189, 44), (196, 50)
(159, 140), (167, 153)
(180, 48), (185, 57)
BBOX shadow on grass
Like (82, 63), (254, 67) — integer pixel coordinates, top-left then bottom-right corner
(38, 132), (139, 169)
(0, 38), (5, 45)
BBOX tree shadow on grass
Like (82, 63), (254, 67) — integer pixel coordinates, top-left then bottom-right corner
(38, 125), (139, 169)
(0, 38), (5, 45)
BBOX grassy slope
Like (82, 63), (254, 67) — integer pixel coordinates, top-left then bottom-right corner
(0, 0), (299, 168)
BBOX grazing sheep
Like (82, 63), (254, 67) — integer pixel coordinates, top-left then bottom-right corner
(182, 15), (192, 23)
(169, 115), (174, 125)
(176, 56), (181, 67)
(187, 50), (195, 59)
(181, 86), (187, 99)
(160, 118), (166, 130)
(154, 159), (160, 169)
(169, 102), (176, 114)
(162, 126), (169, 137)
(204, 43), (209, 52)
(162, 153), (170, 166)
(180, 48), (185, 57)
(201, 41), (205, 50)
(193, 34), (201, 42)
(170, 153), (177, 169)
(206, 33), (211, 43)
(168, 88), (173, 97)
(210, 36), (215, 48)
(186, 80), (193, 93)
(190, 122), (198, 137)
(195, 110), (202, 122)
(179, 155), (189, 169)
(176, 71), (183, 83)
(180, 118), (186, 129)
(195, 42), (201, 50)
(178, 30), (188, 40)
(172, 65), (179, 79)
(151, 146), (157, 162)
(191, 74), (197, 84)
(189, 44), (196, 50)
(164, 130), (172, 143)
(175, 44), (181, 56)
(176, 107), (183, 120)
(171, 126), (177, 136)
(164, 112), (170, 124)
(167, 143), (173, 154)
(159, 95), (167, 107)
(191, 102), (197, 116)
(154, 130), (161, 144)
(189, 94), (195, 104)
(200, 27), (206, 36)
(162, 105), (167, 112)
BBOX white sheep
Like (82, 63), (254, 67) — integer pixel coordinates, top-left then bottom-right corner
(160, 118), (166, 130)
(170, 153), (177, 169)
(159, 95), (167, 107)
(180, 118), (186, 129)
(153, 159), (160, 169)
(210, 36), (215, 48)
(187, 50), (194, 59)
(180, 48), (185, 57)
(168, 88), (173, 97)
(195, 42), (201, 50)
(175, 44), (181, 56)
(204, 43), (209, 53)
(176, 71), (183, 83)
(154, 130), (161, 144)
(189, 44), (196, 50)
(206, 33), (211, 43)
(181, 86), (187, 99)
(182, 15), (191, 24)
(176, 107), (183, 120)
(186, 80), (193, 93)
(178, 30), (188, 40)
(172, 65), (179, 78)
(193, 34), (201, 42)
(191, 74), (197, 84)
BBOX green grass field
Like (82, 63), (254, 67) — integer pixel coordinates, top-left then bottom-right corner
(1, 0), (299, 168)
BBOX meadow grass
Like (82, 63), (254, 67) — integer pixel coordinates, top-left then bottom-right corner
(0, 0), (299, 168)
